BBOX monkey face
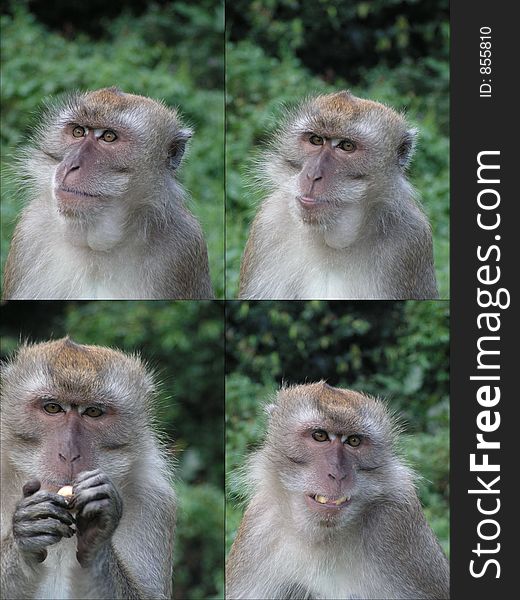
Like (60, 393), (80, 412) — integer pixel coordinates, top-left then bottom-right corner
(293, 132), (371, 227)
(24, 88), (192, 219)
(264, 382), (406, 530)
(265, 92), (416, 230)
(280, 424), (387, 528)
(51, 122), (134, 216)
(0, 338), (154, 491)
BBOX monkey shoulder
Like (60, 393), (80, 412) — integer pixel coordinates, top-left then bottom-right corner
(3, 204), (59, 298)
(386, 232), (437, 299)
(157, 213), (213, 299)
(239, 227), (298, 299)
(227, 501), (298, 597)
(361, 499), (449, 598)
(374, 203), (438, 299)
(228, 500), (366, 600)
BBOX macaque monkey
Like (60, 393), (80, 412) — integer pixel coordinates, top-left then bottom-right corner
(226, 382), (449, 600)
(0, 338), (175, 599)
(239, 91), (438, 300)
(3, 87), (214, 299)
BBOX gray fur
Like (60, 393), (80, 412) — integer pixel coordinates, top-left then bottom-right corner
(226, 382), (449, 599)
(0, 339), (175, 599)
(239, 92), (438, 300)
(3, 88), (213, 299)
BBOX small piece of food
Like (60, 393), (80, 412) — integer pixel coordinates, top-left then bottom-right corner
(57, 485), (74, 498)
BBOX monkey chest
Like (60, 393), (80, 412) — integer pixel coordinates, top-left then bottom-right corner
(35, 539), (84, 599)
(296, 567), (384, 600)
(277, 538), (366, 599)
(41, 247), (147, 299)
(284, 238), (380, 299)
(297, 259), (377, 299)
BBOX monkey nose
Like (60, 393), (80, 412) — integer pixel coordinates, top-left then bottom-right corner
(328, 472), (347, 481)
(65, 164), (80, 176)
(58, 452), (81, 464)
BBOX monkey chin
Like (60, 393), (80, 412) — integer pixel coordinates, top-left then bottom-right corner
(54, 187), (105, 217)
(295, 195), (334, 225)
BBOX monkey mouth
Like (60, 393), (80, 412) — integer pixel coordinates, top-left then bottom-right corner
(296, 196), (336, 225)
(54, 187), (105, 215)
(307, 493), (351, 509)
(297, 195), (327, 208)
(57, 186), (101, 200)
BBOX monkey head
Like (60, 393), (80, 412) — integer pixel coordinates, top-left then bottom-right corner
(21, 87), (192, 219)
(0, 338), (155, 492)
(259, 382), (413, 533)
(262, 91), (417, 231)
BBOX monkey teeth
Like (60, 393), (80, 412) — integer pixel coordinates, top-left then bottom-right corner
(313, 494), (350, 506)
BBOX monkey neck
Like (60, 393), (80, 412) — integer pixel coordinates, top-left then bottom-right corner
(59, 217), (124, 252)
(319, 189), (406, 250)
(321, 203), (367, 249)
(57, 204), (146, 252)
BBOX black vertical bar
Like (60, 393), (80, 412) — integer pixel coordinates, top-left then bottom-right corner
(451, 0), (516, 597)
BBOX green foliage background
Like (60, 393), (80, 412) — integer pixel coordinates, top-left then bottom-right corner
(0, 1), (224, 297)
(226, 300), (450, 558)
(226, 0), (449, 298)
(0, 300), (224, 599)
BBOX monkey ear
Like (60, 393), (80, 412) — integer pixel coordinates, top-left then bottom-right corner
(168, 128), (193, 170)
(397, 128), (418, 169)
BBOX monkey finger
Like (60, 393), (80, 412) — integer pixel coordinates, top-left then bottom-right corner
(18, 532), (65, 554)
(20, 489), (70, 506)
(73, 472), (117, 499)
(16, 502), (75, 525)
(22, 479), (41, 497)
(76, 498), (112, 522)
(73, 483), (119, 514)
(13, 501), (74, 523)
(74, 468), (105, 487)
(13, 517), (74, 537)
(15, 517), (75, 540)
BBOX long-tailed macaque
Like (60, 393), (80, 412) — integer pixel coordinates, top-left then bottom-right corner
(226, 382), (449, 600)
(0, 338), (175, 599)
(3, 87), (213, 300)
(239, 91), (438, 300)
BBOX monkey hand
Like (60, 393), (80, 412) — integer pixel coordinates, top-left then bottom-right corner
(72, 469), (123, 568)
(12, 479), (75, 564)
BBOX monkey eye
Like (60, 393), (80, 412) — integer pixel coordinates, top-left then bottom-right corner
(312, 429), (329, 442)
(83, 406), (103, 418)
(337, 140), (356, 152)
(43, 402), (63, 414)
(101, 130), (117, 143)
(72, 126), (86, 138)
(345, 435), (361, 447)
(308, 134), (324, 146)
